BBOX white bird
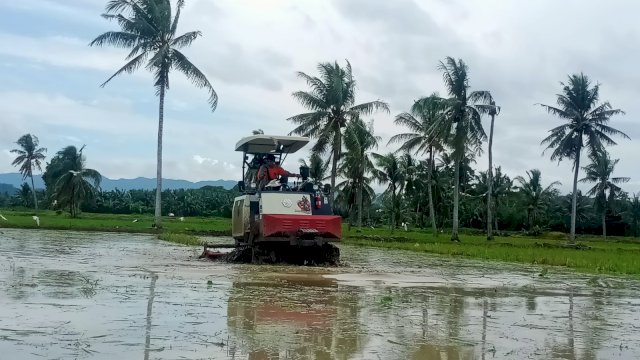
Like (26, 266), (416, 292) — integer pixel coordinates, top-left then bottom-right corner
(168, 213), (175, 217)
(179, 217), (184, 222)
(32, 216), (40, 227)
(0, 214), (7, 221)
(69, 170), (80, 176)
(132, 219), (138, 223)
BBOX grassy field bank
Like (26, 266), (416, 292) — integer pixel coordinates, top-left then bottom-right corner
(0, 209), (229, 235)
(344, 227), (640, 275)
(2, 209), (639, 275)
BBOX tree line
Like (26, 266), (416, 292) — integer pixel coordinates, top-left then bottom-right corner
(288, 58), (631, 241)
(4, 138), (236, 218)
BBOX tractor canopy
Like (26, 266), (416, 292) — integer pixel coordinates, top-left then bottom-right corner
(235, 135), (309, 155)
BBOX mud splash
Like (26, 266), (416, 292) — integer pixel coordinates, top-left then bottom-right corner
(1, 229), (639, 359)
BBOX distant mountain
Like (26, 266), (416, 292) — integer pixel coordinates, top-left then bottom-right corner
(0, 173), (43, 189)
(0, 183), (17, 195)
(0, 173), (236, 191)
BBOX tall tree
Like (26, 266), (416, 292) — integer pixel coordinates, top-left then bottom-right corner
(485, 99), (500, 240)
(372, 152), (405, 230)
(300, 153), (328, 186)
(540, 73), (629, 242)
(476, 166), (511, 231)
(288, 60), (389, 209)
(91, 0), (218, 227)
(580, 151), (629, 239)
(430, 57), (492, 241)
(514, 169), (561, 230)
(341, 118), (380, 229)
(390, 94), (445, 237)
(49, 146), (102, 217)
(625, 194), (640, 237)
(10, 134), (46, 212)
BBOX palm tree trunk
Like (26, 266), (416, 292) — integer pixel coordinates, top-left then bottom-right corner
(154, 86), (165, 228)
(602, 211), (606, 239)
(357, 178), (363, 230)
(570, 149), (581, 243)
(487, 113), (495, 240)
(427, 146), (437, 237)
(30, 174), (38, 213)
(451, 158), (460, 242)
(391, 184), (397, 231)
(329, 130), (341, 213)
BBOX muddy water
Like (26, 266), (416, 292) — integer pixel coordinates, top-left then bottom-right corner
(1, 230), (639, 360)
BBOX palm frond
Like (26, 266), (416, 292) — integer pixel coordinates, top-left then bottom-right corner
(171, 31), (201, 49)
(100, 52), (147, 87)
(349, 100), (390, 115)
(171, 49), (218, 111)
(90, 31), (141, 48)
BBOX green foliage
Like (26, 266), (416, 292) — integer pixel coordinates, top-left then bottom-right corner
(85, 186), (237, 217)
(157, 232), (202, 246)
(288, 60), (389, 205)
(43, 146), (102, 218)
(540, 73), (629, 241)
(10, 134), (46, 211)
(514, 169), (560, 229)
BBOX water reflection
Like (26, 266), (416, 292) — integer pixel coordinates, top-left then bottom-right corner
(226, 272), (363, 360)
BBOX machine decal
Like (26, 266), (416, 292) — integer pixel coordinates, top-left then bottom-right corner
(297, 197), (311, 213)
(282, 199), (293, 208)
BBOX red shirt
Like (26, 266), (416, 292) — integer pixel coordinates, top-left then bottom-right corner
(257, 164), (291, 181)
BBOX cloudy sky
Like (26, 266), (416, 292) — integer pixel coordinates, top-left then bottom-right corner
(0, 0), (638, 193)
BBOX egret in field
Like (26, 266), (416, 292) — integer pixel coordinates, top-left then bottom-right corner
(132, 219), (139, 223)
(179, 217), (184, 222)
(32, 216), (40, 227)
(0, 214), (7, 221)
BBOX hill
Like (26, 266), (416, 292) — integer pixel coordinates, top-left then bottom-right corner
(0, 183), (17, 195)
(0, 173), (235, 191)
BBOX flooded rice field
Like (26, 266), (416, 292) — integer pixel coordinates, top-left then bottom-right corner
(1, 229), (639, 360)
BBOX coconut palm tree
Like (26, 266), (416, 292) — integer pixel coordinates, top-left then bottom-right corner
(625, 194), (640, 237)
(580, 151), (629, 239)
(389, 93), (445, 237)
(300, 153), (328, 186)
(372, 152), (405, 229)
(476, 166), (511, 232)
(340, 118), (380, 229)
(50, 146), (102, 217)
(90, 0), (218, 227)
(540, 73), (628, 242)
(11, 134), (47, 212)
(288, 60), (389, 209)
(485, 99), (500, 240)
(514, 169), (561, 230)
(430, 57), (493, 241)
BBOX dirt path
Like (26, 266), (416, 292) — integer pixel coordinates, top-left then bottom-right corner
(1, 229), (639, 359)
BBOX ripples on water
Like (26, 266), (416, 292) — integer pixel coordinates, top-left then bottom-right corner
(0, 229), (639, 359)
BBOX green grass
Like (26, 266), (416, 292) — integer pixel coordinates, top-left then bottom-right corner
(157, 232), (203, 246)
(344, 227), (640, 275)
(0, 209), (230, 236)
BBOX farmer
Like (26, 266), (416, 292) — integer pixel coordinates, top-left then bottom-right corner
(256, 154), (300, 190)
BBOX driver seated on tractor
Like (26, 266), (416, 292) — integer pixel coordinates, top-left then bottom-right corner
(256, 154), (300, 190)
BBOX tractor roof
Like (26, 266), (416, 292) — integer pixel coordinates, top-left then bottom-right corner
(235, 135), (310, 154)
